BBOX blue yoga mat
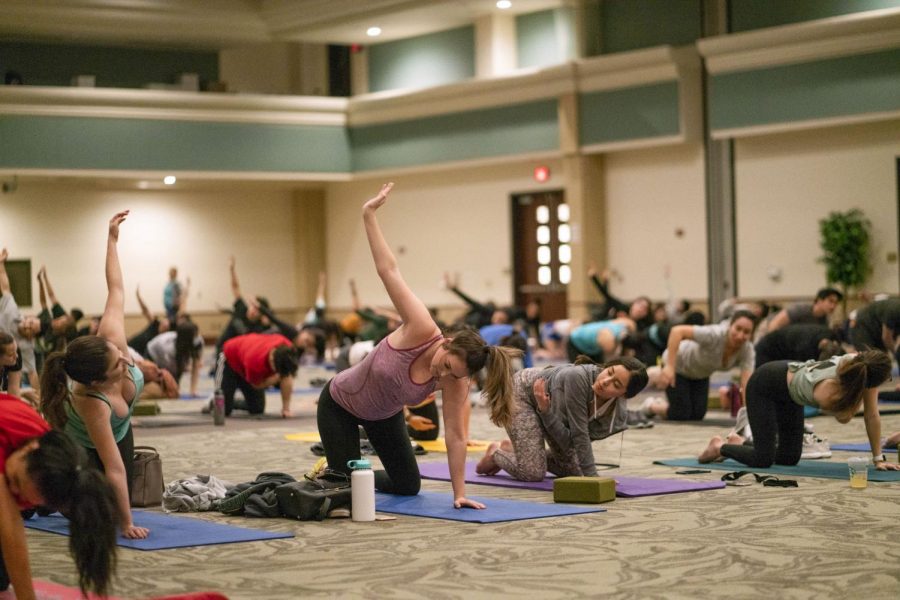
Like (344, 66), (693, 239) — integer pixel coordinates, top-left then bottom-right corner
(655, 458), (900, 482)
(25, 510), (293, 550)
(375, 491), (604, 523)
(830, 442), (898, 453)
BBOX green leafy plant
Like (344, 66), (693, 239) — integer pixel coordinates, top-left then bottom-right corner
(818, 209), (871, 310)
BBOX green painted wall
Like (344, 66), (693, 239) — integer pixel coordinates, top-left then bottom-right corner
(0, 42), (218, 89)
(367, 27), (475, 92)
(730, 0), (900, 32)
(579, 82), (681, 145)
(516, 8), (577, 69)
(350, 100), (559, 171)
(599, 0), (702, 54)
(0, 116), (351, 172)
(709, 48), (900, 131)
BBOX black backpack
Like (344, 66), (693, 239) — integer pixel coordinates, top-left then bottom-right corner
(275, 471), (352, 521)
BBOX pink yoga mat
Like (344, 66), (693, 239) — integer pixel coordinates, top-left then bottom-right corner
(418, 461), (724, 497)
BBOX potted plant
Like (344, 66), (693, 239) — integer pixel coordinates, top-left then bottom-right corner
(818, 209), (871, 313)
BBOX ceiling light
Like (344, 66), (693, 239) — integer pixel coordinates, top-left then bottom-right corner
(163, 175), (176, 185)
(497, 1), (512, 9)
(367, 26), (382, 37)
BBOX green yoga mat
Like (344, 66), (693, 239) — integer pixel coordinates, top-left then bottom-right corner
(655, 458), (900, 482)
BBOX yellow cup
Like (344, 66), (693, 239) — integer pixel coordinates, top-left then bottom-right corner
(847, 457), (869, 489)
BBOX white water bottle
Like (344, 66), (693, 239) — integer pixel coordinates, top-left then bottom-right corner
(347, 459), (376, 522)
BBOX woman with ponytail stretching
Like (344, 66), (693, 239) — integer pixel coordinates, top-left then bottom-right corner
(476, 357), (648, 481)
(1, 393), (117, 599)
(318, 183), (520, 509)
(40, 211), (150, 539)
(699, 350), (900, 471)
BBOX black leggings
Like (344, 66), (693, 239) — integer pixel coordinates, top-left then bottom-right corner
(317, 382), (420, 495)
(215, 352), (266, 415)
(720, 361), (803, 468)
(85, 424), (136, 499)
(408, 399), (440, 441)
(666, 375), (710, 421)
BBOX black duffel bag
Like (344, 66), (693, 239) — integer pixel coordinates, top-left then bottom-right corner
(275, 471), (352, 521)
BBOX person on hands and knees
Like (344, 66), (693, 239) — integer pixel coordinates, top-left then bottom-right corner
(317, 183), (520, 509)
(40, 211), (150, 540)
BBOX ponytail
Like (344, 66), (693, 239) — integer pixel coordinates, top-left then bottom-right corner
(444, 327), (522, 428)
(39, 336), (111, 429)
(483, 345), (522, 428)
(834, 350), (892, 417)
(40, 352), (71, 429)
(27, 431), (118, 597)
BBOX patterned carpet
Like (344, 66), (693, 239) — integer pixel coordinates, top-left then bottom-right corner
(25, 369), (900, 599)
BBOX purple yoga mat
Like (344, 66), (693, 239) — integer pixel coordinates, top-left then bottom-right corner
(418, 461), (724, 497)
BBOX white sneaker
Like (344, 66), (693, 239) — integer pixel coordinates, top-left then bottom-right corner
(800, 433), (832, 459)
(731, 407), (749, 438)
(803, 421), (815, 434)
(639, 396), (659, 418)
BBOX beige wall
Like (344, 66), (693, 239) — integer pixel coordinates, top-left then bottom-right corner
(603, 142), (708, 303)
(735, 120), (900, 298)
(0, 184), (300, 327)
(324, 161), (565, 311)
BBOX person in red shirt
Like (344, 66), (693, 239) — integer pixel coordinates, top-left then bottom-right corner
(215, 333), (299, 418)
(0, 393), (117, 600)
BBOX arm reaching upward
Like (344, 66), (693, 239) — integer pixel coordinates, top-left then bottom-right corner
(362, 183), (435, 344)
(0, 248), (10, 295)
(97, 211), (130, 354)
(229, 256), (242, 300)
(135, 285), (153, 324)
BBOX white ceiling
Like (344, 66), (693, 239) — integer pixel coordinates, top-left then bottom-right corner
(0, 0), (565, 49)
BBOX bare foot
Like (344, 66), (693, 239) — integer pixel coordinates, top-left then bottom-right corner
(476, 442), (501, 475)
(726, 432), (745, 446)
(698, 435), (725, 464)
(281, 409), (293, 419)
(885, 431), (900, 449)
(500, 439), (513, 452)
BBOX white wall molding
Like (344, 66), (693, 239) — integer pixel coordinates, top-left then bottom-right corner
(348, 64), (576, 126)
(580, 134), (686, 155)
(0, 168), (352, 182)
(350, 150), (563, 180)
(711, 109), (900, 140)
(575, 46), (697, 92)
(0, 87), (348, 126)
(699, 7), (900, 73)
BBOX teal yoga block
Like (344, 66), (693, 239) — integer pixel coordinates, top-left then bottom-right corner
(553, 476), (616, 504)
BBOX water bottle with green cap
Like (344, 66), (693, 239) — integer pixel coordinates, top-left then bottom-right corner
(348, 459), (375, 521)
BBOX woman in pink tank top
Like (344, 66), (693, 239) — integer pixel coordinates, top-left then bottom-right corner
(317, 183), (521, 509)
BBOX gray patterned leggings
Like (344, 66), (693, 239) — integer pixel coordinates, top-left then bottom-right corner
(491, 369), (581, 481)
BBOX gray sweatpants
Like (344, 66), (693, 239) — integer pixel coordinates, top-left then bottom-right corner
(492, 369), (581, 481)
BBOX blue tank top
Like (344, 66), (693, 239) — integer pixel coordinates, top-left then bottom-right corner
(65, 363), (144, 448)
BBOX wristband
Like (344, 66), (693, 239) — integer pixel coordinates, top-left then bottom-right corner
(872, 454), (886, 463)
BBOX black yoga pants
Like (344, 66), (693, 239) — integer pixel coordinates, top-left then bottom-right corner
(720, 361), (803, 468)
(665, 374), (710, 421)
(317, 382), (420, 495)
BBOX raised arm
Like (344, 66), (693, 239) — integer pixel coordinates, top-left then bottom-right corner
(229, 256), (242, 300)
(42, 267), (59, 306)
(37, 268), (47, 310)
(0, 248), (10, 296)
(135, 285), (153, 324)
(349, 279), (361, 312)
(362, 183), (435, 343)
(96, 211), (129, 354)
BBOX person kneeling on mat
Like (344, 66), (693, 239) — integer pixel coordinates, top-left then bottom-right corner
(214, 333), (299, 418)
(698, 351), (900, 472)
(1, 393), (118, 600)
(476, 357), (648, 481)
